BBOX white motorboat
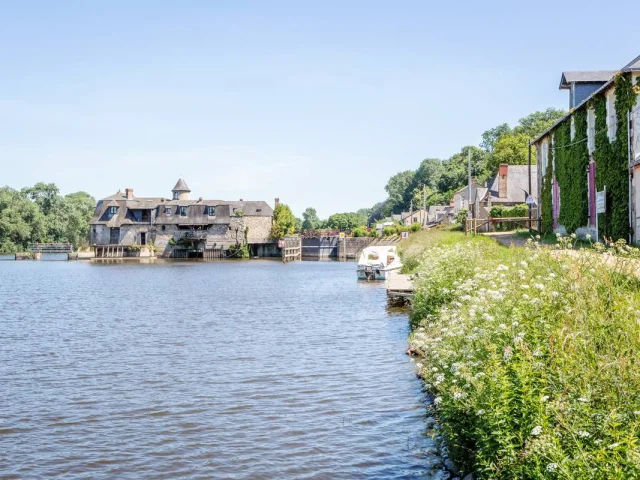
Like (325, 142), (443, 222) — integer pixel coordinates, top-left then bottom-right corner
(357, 245), (402, 280)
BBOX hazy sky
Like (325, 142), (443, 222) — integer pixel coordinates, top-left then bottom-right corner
(1, 1), (638, 217)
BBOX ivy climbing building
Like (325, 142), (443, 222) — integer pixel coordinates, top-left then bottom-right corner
(532, 53), (640, 243)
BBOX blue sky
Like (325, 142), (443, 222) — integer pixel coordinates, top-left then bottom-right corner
(1, 1), (638, 218)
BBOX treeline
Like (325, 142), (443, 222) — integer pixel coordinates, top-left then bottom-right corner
(371, 108), (566, 221)
(301, 108), (565, 231)
(0, 183), (95, 253)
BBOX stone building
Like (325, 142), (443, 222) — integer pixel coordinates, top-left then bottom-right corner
(89, 178), (275, 257)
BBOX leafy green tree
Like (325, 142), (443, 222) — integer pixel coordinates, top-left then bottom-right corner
(301, 207), (320, 230)
(489, 132), (531, 172)
(385, 170), (415, 214)
(270, 203), (296, 238)
(481, 123), (512, 153)
(515, 108), (565, 139)
(368, 201), (390, 225)
(326, 212), (367, 232)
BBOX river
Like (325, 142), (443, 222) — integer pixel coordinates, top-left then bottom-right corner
(0, 259), (445, 479)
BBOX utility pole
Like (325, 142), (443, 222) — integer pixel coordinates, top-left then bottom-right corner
(528, 139), (532, 232)
(468, 148), (472, 217)
(422, 184), (427, 227)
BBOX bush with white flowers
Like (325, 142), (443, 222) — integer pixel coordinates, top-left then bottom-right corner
(409, 231), (640, 479)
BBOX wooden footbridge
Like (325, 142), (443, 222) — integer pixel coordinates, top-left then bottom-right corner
(28, 243), (74, 253)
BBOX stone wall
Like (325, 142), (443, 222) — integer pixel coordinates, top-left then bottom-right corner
(92, 215), (274, 258)
(337, 237), (374, 259)
(244, 216), (273, 243)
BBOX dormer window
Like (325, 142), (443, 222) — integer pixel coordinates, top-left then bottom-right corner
(207, 206), (216, 216)
(164, 207), (172, 215)
(173, 192), (179, 200)
(109, 206), (118, 215)
(179, 206), (188, 216)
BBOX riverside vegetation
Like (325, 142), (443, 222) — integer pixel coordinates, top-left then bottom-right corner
(402, 230), (640, 479)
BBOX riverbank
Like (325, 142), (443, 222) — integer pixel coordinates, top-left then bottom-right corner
(402, 229), (640, 479)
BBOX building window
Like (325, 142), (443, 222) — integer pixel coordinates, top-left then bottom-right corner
(164, 207), (172, 215)
(173, 192), (179, 200)
(606, 88), (617, 141)
(541, 140), (548, 176)
(162, 225), (166, 231)
(207, 206), (216, 216)
(180, 206), (188, 216)
(587, 107), (596, 154)
(570, 116), (575, 141)
(109, 206), (118, 215)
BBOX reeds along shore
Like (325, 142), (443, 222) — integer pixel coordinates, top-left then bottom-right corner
(403, 230), (640, 479)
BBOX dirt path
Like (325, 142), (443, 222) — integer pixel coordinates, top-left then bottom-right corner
(481, 232), (529, 248)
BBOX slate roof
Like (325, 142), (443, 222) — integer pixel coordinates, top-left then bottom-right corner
(455, 184), (488, 204)
(559, 71), (616, 88)
(172, 178), (191, 192)
(482, 165), (538, 204)
(90, 187), (273, 227)
(534, 53), (640, 144)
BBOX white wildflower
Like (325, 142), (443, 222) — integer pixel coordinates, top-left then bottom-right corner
(546, 463), (558, 472)
(540, 395), (550, 402)
(578, 430), (591, 438)
(434, 396), (442, 406)
(531, 425), (543, 436)
(476, 409), (485, 416)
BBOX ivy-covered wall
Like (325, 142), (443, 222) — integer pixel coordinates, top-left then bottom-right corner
(554, 109), (589, 232)
(540, 142), (554, 234)
(593, 73), (638, 241)
(539, 73), (640, 240)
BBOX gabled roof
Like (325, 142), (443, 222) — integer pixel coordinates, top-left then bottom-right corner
(172, 178), (191, 192)
(482, 165), (538, 204)
(559, 71), (616, 89)
(623, 54), (640, 71)
(535, 53), (640, 145)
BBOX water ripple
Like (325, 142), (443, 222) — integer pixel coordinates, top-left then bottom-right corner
(0, 260), (446, 479)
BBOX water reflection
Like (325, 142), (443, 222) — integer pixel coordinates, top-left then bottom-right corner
(0, 260), (445, 479)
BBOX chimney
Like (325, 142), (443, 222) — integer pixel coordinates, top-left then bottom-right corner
(125, 188), (134, 200)
(274, 198), (280, 207)
(498, 164), (508, 198)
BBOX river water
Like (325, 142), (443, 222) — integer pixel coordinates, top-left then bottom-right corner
(0, 259), (445, 479)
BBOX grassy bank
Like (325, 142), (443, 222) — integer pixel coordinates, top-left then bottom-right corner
(405, 230), (640, 479)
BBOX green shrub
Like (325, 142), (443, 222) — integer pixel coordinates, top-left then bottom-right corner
(456, 209), (468, 226)
(383, 226), (396, 237)
(352, 226), (368, 237)
(409, 232), (640, 479)
(227, 243), (249, 258)
(368, 229), (379, 238)
(410, 223), (422, 232)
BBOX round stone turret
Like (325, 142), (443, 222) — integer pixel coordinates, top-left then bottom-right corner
(172, 178), (191, 200)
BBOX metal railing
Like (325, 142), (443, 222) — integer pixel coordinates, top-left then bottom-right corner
(28, 243), (74, 253)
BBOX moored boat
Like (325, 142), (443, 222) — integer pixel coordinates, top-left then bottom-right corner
(357, 245), (402, 280)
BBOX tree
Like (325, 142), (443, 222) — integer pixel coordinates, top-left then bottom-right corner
(481, 123), (512, 153)
(325, 212), (366, 232)
(270, 203), (296, 238)
(489, 132), (531, 172)
(63, 192), (95, 246)
(515, 108), (565, 139)
(385, 170), (415, 213)
(368, 201), (390, 225)
(301, 207), (320, 230)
